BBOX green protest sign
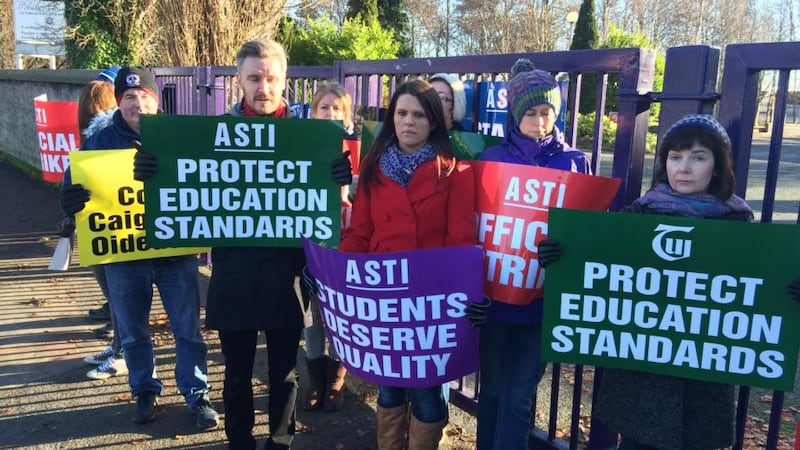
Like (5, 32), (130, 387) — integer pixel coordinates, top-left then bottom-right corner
(449, 130), (501, 160)
(542, 208), (800, 391)
(140, 115), (344, 248)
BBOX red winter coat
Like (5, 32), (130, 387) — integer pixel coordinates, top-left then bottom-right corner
(338, 159), (476, 253)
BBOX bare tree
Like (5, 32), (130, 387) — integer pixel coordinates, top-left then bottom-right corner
(708, 0), (755, 46)
(324, 0), (797, 58)
(0, 0), (13, 68)
(405, 0), (447, 56)
(54, 0), (800, 70)
(64, 0), (285, 67)
(613, 0), (777, 51)
(154, 0), (288, 66)
(455, 0), (566, 55)
(289, 0), (351, 27)
(597, 0), (615, 40)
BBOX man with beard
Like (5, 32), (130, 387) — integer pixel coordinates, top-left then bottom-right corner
(135, 40), (352, 449)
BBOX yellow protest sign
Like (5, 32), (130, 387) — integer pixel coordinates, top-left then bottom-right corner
(70, 149), (208, 266)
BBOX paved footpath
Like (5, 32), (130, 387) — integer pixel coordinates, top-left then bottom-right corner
(0, 160), (478, 450)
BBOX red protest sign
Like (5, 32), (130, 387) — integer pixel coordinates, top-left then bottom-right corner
(340, 138), (361, 232)
(34, 95), (80, 183)
(343, 137), (361, 174)
(474, 161), (620, 305)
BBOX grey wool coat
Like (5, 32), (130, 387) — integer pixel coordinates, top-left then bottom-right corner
(594, 203), (753, 450)
(594, 368), (735, 450)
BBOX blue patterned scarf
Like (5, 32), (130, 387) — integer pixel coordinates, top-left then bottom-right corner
(634, 183), (752, 218)
(379, 142), (437, 187)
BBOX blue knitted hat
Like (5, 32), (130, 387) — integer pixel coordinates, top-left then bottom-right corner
(96, 65), (121, 84)
(664, 114), (731, 149)
(507, 59), (561, 127)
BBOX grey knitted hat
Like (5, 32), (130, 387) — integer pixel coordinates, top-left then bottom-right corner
(664, 114), (731, 149)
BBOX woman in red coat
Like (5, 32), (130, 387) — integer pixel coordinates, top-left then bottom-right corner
(338, 78), (476, 449)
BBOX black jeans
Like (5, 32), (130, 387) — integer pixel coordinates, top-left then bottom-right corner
(219, 328), (301, 450)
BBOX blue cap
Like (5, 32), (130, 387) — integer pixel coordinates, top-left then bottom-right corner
(96, 66), (121, 84)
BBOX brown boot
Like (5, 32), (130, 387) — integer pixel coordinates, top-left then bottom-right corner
(302, 357), (327, 410)
(377, 404), (409, 450)
(324, 356), (347, 411)
(407, 415), (446, 450)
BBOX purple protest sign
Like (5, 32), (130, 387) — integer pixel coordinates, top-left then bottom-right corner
(302, 238), (484, 388)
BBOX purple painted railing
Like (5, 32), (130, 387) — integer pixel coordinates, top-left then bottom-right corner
(149, 42), (800, 450)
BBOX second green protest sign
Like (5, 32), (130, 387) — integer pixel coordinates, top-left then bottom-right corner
(542, 208), (800, 391)
(141, 115), (345, 248)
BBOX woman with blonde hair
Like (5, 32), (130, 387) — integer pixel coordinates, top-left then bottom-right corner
(302, 81), (358, 412)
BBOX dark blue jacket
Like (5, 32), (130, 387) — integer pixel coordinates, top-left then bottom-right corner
(62, 109), (139, 187)
(478, 126), (591, 326)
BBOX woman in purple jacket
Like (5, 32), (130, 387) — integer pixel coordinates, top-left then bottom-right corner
(469, 58), (590, 450)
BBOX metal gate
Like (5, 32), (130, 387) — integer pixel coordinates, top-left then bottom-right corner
(149, 41), (800, 449)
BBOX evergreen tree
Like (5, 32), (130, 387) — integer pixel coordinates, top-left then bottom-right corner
(64, 0), (135, 68)
(570, 0), (599, 114)
(377, 0), (412, 57)
(570, 0), (598, 51)
(346, 0), (379, 25)
(602, 24), (664, 118)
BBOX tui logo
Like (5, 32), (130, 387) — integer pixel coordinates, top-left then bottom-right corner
(651, 224), (694, 261)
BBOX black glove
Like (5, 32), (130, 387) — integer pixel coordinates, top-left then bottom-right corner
(465, 297), (491, 327)
(57, 217), (75, 238)
(133, 140), (158, 181)
(537, 239), (563, 268)
(331, 150), (353, 186)
(302, 265), (318, 297)
(59, 183), (90, 216)
(788, 279), (800, 302)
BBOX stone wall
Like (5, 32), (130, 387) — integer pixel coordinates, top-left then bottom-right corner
(0, 70), (97, 172)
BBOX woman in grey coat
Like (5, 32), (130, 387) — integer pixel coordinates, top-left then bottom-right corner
(593, 115), (752, 449)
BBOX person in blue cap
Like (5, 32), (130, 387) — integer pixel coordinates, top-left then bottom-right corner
(83, 66), (121, 324)
(74, 67), (128, 380)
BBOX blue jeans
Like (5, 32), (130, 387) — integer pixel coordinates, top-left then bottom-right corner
(92, 265), (121, 356)
(105, 255), (210, 407)
(378, 384), (447, 423)
(476, 322), (547, 450)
